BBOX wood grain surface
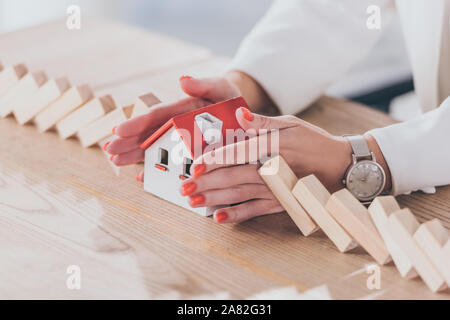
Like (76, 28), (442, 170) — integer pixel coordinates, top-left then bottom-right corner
(0, 19), (449, 299)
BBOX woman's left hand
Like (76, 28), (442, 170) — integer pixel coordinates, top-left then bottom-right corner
(180, 108), (389, 224)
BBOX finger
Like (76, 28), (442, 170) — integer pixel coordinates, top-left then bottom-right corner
(115, 97), (208, 138)
(180, 76), (239, 102)
(235, 107), (299, 133)
(135, 170), (144, 183)
(191, 134), (271, 176)
(105, 135), (142, 155)
(187, 183), (272, 208)
(180, 164), (263, 196)
(214, 199), (284, 224)
(110, 148), (145, 166)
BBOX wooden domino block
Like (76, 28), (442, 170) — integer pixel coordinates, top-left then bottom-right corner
(258, 156), (318, 236)
(368, 196), (418, 278)
(413, 219), (450, 286)
(13, 77), (71, 125)
(0, 63), (28, 97)
(292, 175), (357, 252)
(0, 71), (47, 118)
(131, 92), (161, 118)
(0, 61), (3, 72)
(443, 241), (450, 276)
(326, 189), (391, 265)
(56, 95), (116, 139)
(387, 209), (447, 292)
(77, 105), (134, 148)
(34, 84), (94, 132)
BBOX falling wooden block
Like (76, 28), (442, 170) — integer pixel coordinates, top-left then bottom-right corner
(56, 95), (116, 139)
(414, 219), (450, 286)
(0, 71), (47, 118)
(368, 196), (418, 278)
(258, 156), (318, 236)
(387, 209), (447, 292)
(0, 63), (28, 97)
(13, 77), (71, 125)
(34, 84), (94, 132)
(326, 189), (391, 265)
(292, 175), (357, 252)
(77, 105), (134, 148)
(131, 92), (161, 118)
(443, 241), (450, 278)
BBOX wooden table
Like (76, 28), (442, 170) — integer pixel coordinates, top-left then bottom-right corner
(0, 19), (449, 300)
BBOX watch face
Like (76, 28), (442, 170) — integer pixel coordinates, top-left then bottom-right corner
(346, 160), (385, 201)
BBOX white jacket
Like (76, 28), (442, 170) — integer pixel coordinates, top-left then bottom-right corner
(228, 0), (450, 195)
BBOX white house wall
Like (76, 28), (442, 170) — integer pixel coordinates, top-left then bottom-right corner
(143, 127), (215, 217)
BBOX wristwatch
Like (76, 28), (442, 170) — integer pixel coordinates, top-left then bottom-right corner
(342, 135), (386, 203)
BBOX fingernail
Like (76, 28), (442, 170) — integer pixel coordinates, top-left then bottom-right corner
(193, 164), (206, 178)
(189, 194), (205, 207)
(181, 182), (197, 196)
(179, 75), (192, 81)
(110, 155), (115, 162)
(240, 107), (254, 121)
(135, 173), (141, 182)
(215, 211), (228, 223)
(103, 141), (110, 151)
(112, 126), (117, 135)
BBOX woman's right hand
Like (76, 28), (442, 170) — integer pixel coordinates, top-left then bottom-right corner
(104, 76), (241, 168)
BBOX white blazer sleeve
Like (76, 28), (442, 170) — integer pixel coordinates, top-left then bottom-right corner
(227, 0), (395, 114)
(367, 97), (450, 195)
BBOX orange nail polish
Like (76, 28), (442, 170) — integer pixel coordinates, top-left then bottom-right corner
(112, 126), (117, 135)
(139, 173), (144, 182)
(193, 164), (206, 178)
(216, 211), (228, 223)
(240, 107), (254, 121)
(110, 155), (115, 162)
(135, 173), (142, 182)
(103, 141), (110, 151)
(189, 194), (205, 207)
(181, 182), (197, 196)
(179, 75), (192, 81)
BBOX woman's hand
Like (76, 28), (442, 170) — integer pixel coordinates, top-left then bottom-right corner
(104, 70), (276, 175)
(180, 108), (391, 224)
(104, 76), (241, 169)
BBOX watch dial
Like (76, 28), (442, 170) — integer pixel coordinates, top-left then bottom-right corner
(347, 161), (384, 200)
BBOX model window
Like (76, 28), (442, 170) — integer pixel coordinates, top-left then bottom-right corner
(183, 158), (193, 176)
(159, 148), (169, 166)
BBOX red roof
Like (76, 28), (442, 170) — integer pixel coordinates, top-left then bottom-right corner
(140, 97), (249, 159)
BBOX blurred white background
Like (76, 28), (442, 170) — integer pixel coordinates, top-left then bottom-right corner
(0, 0), (272, 55)
(0, 0), (414, 115)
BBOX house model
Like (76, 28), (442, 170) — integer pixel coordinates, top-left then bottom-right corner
(140, 97), (249, 216)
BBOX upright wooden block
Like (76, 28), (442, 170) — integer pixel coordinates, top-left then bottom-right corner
(368, 196), (418, 278)
(0, 63), (28, 97)
(56, 95), (116, 139)
(77, 105), (134, 148)
(388, 209), (447, 292)
(13, 77), (71, 125)
(258, 156), (318, 236)
(326, 189), (391, 265)
(413, 219), (450, 286)
(34, 84), (94, 132)
(131, 92), (161, 118)
(292, 175), (357, 252)
(0, 71), (47, 118)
